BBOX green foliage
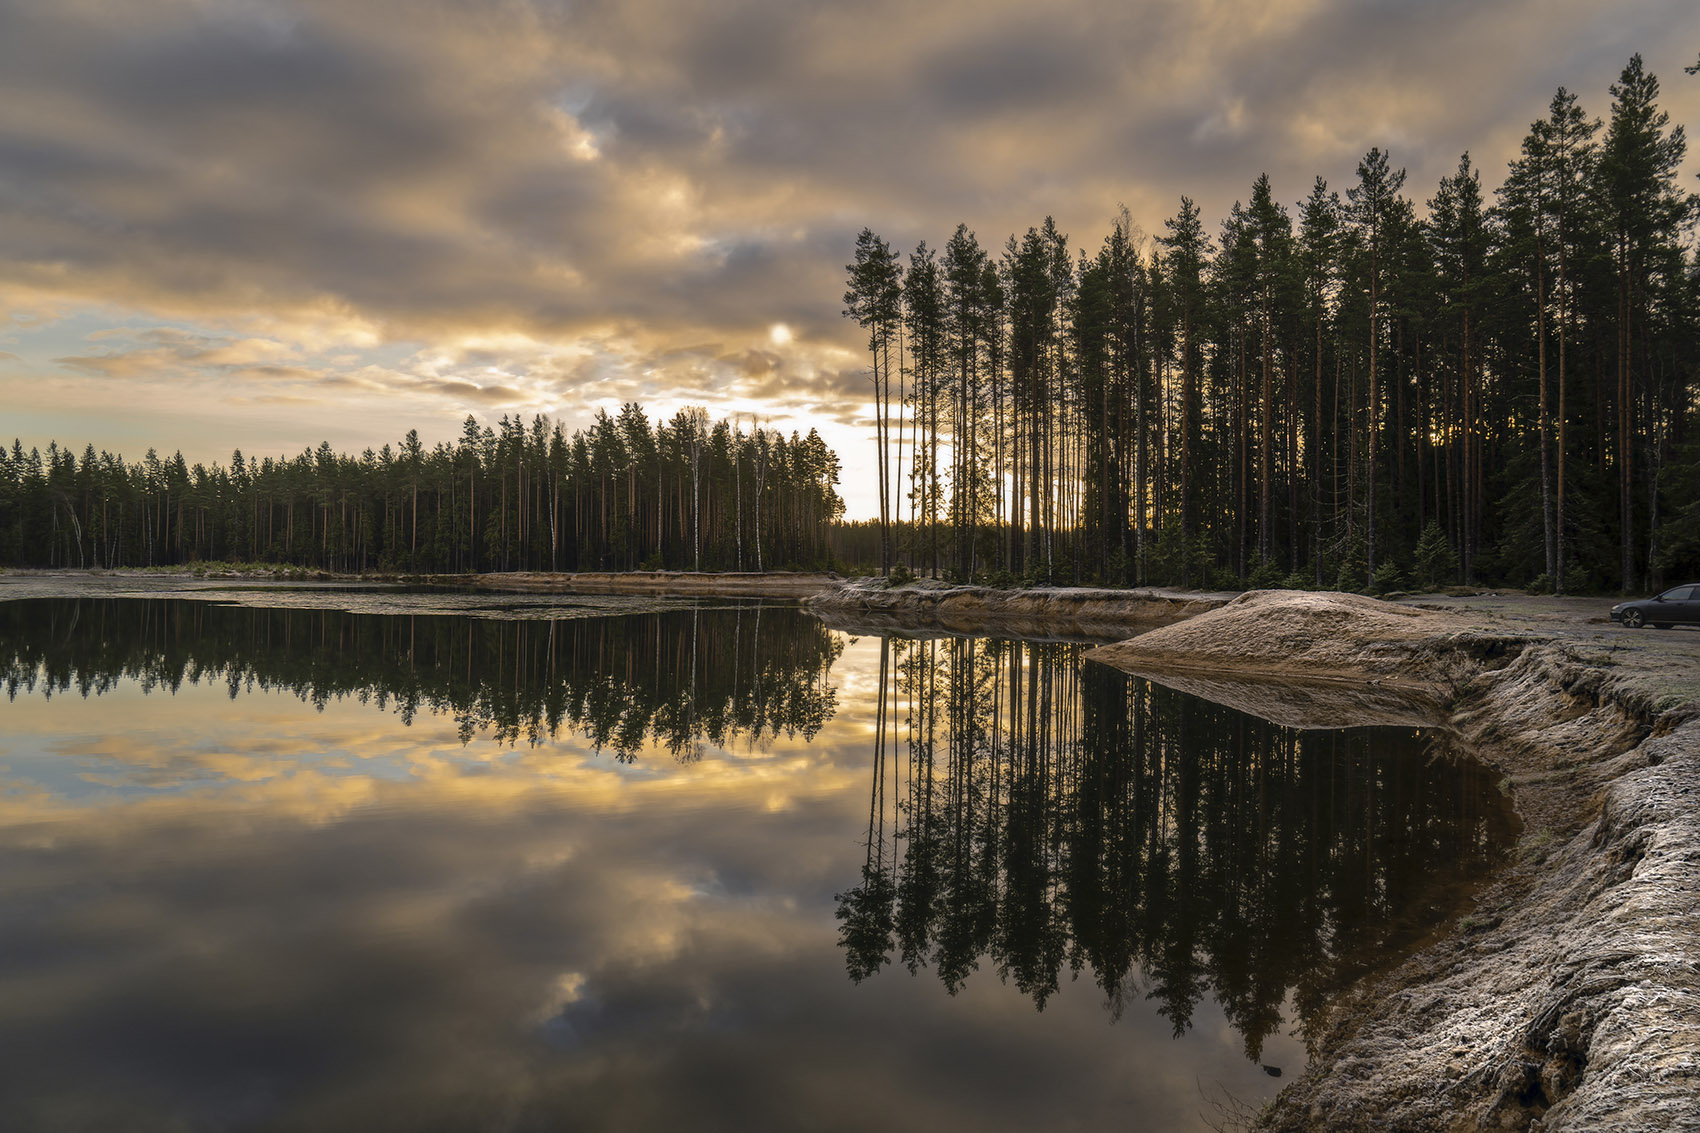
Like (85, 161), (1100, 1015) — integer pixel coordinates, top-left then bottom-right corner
(1333, 536), (1368, 593)
(1412, 522), (1460, 590)
(1103, 546), (1130, 588)
(1247, 556), (1284, 590)
(1370, 559), (1407, 595)
(886, 562), (915, 587)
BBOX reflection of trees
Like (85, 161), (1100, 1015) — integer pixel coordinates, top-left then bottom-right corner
(0, 599), (840, 761)
(836, 637), (1513, 1060)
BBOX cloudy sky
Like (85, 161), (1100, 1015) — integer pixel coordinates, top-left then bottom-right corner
(3, 0), (1698, 518)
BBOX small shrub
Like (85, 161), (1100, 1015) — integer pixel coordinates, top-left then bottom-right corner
(1247, 556), (1284, 590)
(887, 563), (915, 587)
(1104, 547), (1130, 587)
(1210, 566), (1242, 591)
(1371, 559), (1407, 595)
(1526, 572), (1554, 595)
(1333, 534), (1369, 593)
(1281, 570), (1312, 591)
(1412, 521), (1458, 590)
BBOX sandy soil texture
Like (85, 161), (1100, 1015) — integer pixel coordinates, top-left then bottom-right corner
(805, 578), (1232, 639)
(467, 570), (841, 597)
(0, 568), (840, 602)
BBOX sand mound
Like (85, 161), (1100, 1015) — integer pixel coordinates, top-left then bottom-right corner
(1087, 589), (1538, 693)
(806, 580), (1227, 638)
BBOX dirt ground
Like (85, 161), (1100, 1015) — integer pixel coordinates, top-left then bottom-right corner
(1090, 590), (1700, 1132)
(467, 569), (841, 597)
(0, 568), (840, 603)
(806, 577), (1234, 638)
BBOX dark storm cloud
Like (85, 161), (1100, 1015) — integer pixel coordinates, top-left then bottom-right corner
(919, 20), (1115, 116)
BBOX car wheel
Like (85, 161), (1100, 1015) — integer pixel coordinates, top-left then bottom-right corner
(1623, 609), (1645, 629)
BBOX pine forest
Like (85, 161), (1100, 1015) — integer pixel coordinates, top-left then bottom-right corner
(0, 408), (845, 574)
(843, 57), (1700, 594)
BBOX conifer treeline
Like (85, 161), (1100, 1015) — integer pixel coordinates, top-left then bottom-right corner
(844, 56), (1700, 592)
(0, 407), (845, 573)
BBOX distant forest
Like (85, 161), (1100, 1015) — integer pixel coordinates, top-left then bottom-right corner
(0, 407), (845, 573)
(844, 56), (1700, 593)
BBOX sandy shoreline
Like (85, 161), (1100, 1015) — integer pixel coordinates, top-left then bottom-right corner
(0, 567), (842, 602)
(804, 577), (1235, 638)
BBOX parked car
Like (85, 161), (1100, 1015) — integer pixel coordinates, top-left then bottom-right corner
(1610, 584), (1700, 629)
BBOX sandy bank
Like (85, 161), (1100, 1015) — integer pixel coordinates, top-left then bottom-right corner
(465, 570), (840, 598)
(805, 578), (1231, 639)
(0, 568), (841, 601)
(1087, 589), (1541, 698)
(1090, 591), (1700, 1131)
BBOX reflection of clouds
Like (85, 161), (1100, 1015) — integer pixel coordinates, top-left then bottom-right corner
(0, 632), (1299, 1130)
(3, 682), (870, 818)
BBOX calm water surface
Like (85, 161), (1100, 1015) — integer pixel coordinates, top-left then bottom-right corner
(0, 597), (1514, 1132)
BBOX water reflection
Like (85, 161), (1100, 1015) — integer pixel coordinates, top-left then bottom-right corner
(837, 636), (1516, 1060)
(1, 598), (839, 760)
(0, 599), (1518, 1131)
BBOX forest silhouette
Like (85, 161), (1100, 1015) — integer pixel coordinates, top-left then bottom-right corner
(1, 407), (845, 575)
(843, 57), (1700, 594)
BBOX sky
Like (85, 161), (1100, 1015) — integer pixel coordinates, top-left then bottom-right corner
(2, 0), (1698, 519)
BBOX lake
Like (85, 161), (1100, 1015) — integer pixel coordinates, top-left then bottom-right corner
(0, 594), (1515, 1131)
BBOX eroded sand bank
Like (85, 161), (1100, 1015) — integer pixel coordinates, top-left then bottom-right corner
(806, 578), (1231, 639)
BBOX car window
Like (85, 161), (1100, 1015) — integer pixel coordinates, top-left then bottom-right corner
(1661, 586), (1699, 600)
